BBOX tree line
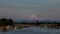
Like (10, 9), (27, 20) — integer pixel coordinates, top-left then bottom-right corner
(0, 18), (60, 27)
(15, 20), (60, 26)
(0, 18), (14, 26)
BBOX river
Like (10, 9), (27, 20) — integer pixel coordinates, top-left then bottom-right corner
(0, 27), (60, 34)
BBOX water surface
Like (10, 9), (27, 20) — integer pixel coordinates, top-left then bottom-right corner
(0, 27), (60, 34)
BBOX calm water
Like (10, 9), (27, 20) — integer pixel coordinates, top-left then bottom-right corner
(0, 27), (60, 34)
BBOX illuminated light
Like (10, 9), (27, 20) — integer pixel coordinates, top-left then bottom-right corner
(29, 14), (38, 20)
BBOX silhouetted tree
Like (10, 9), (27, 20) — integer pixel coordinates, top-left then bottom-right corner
(35, 20), (39, 25)
(0, 18), (8, 26)
(57, 23), (60, 26)
(8, 19), (14, 25)
(0, 18), (14, 26)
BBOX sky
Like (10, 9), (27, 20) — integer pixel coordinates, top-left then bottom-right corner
(0, 0), (60, 20)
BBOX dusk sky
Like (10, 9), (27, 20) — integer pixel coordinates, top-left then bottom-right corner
(0, 0), (60, 20)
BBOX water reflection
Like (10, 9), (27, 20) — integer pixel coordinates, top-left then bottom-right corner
(0, 27), (60, 34)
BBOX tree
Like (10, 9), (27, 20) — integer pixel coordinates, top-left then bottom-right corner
(0, 18), (8, 26)
(35, 20), (39, 25)
(0, 18), (14, 26)
(8, 19), (14, 25)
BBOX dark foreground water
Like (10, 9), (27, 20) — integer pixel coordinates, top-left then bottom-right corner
(0, 27), (60, 34)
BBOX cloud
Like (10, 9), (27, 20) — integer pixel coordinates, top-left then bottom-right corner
(0, 0), (60, 20)
(0, 8), (35, 20)
(0, 7), (60, 20)
(28, 14), (39, 20)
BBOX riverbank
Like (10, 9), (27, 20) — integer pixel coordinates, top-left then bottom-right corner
(0, 23), (60, 32)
